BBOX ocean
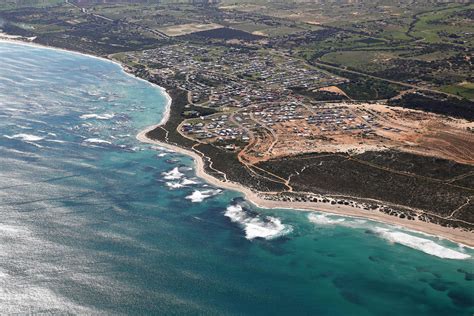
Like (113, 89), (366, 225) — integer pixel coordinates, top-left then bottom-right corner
(0, 41), (473, 315)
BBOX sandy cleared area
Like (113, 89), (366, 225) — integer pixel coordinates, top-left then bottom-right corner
(158, 23), (223, 37)
(242, 101), (474, 165)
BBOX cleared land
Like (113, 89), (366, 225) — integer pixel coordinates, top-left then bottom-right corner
(181, 102), (474, 165)
(158, 23), (223, 37)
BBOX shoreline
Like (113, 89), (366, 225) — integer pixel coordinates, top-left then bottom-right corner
(2, 38), (472, 248)
(137, 128), (474, 248)
(0, 38), (170, 98)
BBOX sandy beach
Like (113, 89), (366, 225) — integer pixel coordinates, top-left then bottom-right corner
(2, 37), (471, 247)
(137, 125), (474, 247)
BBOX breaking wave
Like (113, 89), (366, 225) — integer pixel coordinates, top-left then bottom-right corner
(162, 167), (184, 180)
(225, 204), (292, 240)
(182, 178), (199, 185)
(185, 189), (221, 202)
(80, 113), (115, 120)
(373, 228), (470, 260)
(4, 133), (44, 142)
(83, 138), (112, 145)
(307, 213), (470, 260)
(308, 213), (346, 225)
(166, 178), (199, 189)
(308, 213), (367, 228)
(166, 182), (185, 189)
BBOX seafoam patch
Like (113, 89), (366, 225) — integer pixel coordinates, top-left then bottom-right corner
(83, 138), (112, 145)
(307, 213), (470, 260)
(308, 213), (367, 228)
(166, 182), (185, 189)
(373, 228), (470, 260)
(162, 167), (184, 180)
(166, 178), (199, 190)
(80, 113), (115, 120)
(225, 204), (292, 240)
(4, 133), (44, 142)
(185, 189), (221, 203)
(308, 213), (346, 226)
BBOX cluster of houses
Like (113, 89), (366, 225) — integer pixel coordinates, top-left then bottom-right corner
(180, 97), (402, 148)
(125, 43), (406, 149)
(266, 58), (346, 90)
(306, 106), (365, 133)
(181, 114), (249, 148)
(250, 99), (305, 126)
(131, 43), (345, 110)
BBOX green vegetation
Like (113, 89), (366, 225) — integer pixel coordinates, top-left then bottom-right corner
(320, 50), (399, 73)
(441, 82), (474, 101)
(410, 4), (474, 46)
(388, 92), (474, 120)
(257, 151), (474, 229)
(0, 0), (63, 10)
(338, 78), (402, 100)
(314, 63), (405, 100)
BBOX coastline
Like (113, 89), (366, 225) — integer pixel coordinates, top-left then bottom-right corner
(0, 38), (169, 97)
(137, 127), (474, 248)
(2, 38), (472, 248)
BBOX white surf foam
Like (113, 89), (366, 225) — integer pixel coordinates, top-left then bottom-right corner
(185, 189), (221, 202)
(308, 213), (346, 225)
(16, 124), (32, 130)
(308, 213), (367, 228)
(166, 182), (184, 189)
(374, 228), (470, 260)
(165, 177), (199, 190)
(162, 167), (184, 180)
(225, 205), (292, 240)
(307, 213), (470, 259)
(4, 133), (44, 142)
(80, 113), (115, 120)
(46, 139), (67, 144)
(181, 178), (199, 185)
(0, 223), (28, 236)
(83, 138), (112, 145)
(166, 177), (200, 190)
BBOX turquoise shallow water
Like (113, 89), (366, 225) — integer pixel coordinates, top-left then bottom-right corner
(0, 42), (473, 315)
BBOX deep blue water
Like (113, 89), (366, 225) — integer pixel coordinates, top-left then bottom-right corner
(0, 42), (473, 315)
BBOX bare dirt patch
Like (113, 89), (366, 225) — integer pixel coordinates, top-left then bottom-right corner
(158, 23), (223, 37)
(242, 102), (474, 165)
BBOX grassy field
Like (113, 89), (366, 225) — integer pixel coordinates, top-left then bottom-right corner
(320, 50), (400, 73)
(442, 82), (474, 100)
(406, 50), (458, 62)
(410, 4), (474, 46)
